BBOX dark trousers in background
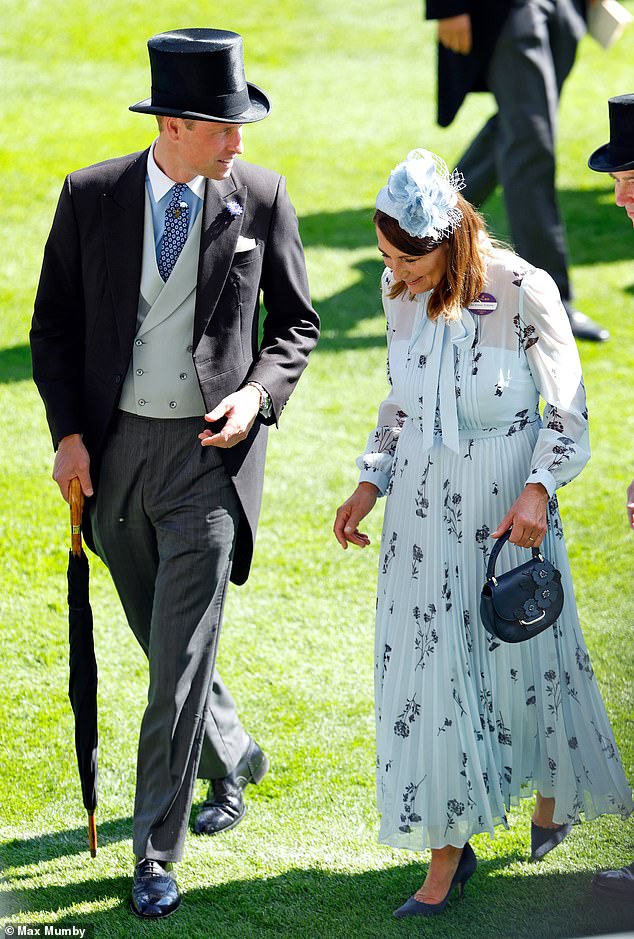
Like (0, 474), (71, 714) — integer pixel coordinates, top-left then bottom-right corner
(91, 411), (249, 862)
(459, 0), (585, 303)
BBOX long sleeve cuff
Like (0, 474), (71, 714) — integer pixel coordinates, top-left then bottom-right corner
(358, 465), (391, 496)
(526, 467), (557, 498)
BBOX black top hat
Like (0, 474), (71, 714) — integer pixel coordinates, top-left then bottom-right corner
(130, 28), (270, 124)
(588, 93), (634, 173)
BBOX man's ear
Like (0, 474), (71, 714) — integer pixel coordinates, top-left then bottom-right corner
(163, 116), (183, 141)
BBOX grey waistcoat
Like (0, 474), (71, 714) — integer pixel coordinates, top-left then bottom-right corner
(119, 191), (205, 418)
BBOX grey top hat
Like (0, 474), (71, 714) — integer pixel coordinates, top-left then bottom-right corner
(130, 28), (271, 124)
(588, 93), (634, 173)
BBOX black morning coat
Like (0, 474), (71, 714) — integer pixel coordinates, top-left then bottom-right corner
(30, 152), (320, 585)
(425, 0), (586, 128)
(425, 0), (514, 127)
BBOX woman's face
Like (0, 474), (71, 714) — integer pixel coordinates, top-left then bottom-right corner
(376, 228), (448, 294)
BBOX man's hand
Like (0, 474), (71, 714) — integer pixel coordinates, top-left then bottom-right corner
(199, 386), (261, 448)
(492, 483), (549, 549)
(438, 14), (472, 55)
(53, 433), (93, 503)
(333, 482), (379, 550)
(627, 478), (634, 530)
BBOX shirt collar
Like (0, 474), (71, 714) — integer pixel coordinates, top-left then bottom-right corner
(146, 140), (206, 202)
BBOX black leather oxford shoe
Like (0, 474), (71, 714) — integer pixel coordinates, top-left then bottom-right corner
(592, 862), (634, 899)
(194, 737), (269, 836)
(565, 308), (610, 342)
(130, 858), (181, 918)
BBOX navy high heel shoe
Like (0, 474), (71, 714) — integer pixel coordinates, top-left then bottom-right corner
(530, 821), (572, 861)
(393, 842), (477, 918)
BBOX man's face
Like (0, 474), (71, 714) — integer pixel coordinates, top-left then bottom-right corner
(610, 170), (634, 227)
(177, 119), (244, 180)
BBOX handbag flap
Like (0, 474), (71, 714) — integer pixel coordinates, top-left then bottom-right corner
(487, 558), (562, 623)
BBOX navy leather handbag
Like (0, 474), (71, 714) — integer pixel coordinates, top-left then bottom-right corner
(480, 529), (564, 643)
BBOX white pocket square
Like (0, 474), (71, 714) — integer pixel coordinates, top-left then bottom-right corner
(235, 236), (258, 253)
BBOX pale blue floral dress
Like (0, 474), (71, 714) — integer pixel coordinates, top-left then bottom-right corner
(358, 248), (633, 851)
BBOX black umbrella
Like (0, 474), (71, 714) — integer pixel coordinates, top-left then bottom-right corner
(67, 476), (98, 856)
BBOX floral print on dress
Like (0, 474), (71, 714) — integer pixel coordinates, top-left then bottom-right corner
(507, 409), (538, 436)
(475, 525), (491, 570)
(544, 671), (562, 719)
(445, 798), (465, 837)
(415, 456), (433, 518)
(548, 436), (576, 473)
(443, 479), (463, 541)
(442, 564), (452, 611)
(414, 604), (439, 671)
(411, 544), (424, 579)
(363, 251), (631, 852)
(513, 310), (539, 353)
(463, 609), (473, 654)
(394, 694), (421, 739)
(548, 495), (563, 539)
(399, 778), (426, 833)
(382, 532), (398, 574)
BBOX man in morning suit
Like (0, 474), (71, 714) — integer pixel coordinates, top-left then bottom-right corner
(425, 0), (609, 342)
(30, 28), (320, 918)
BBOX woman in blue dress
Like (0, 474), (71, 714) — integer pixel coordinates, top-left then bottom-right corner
(334, 149), (632, 918)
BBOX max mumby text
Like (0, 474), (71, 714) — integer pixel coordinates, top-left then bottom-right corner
(4, 927), (90, 938)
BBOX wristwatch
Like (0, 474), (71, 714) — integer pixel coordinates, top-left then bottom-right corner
(245, 380), (272, 417)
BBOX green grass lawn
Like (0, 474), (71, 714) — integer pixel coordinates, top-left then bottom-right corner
(1, 1), (633, 937)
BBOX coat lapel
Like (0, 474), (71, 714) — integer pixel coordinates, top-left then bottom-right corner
(102, 150), (148, 354)
(193, 175), (246, 349)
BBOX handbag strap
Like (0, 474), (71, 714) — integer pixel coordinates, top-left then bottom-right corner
(485, 528), (542, 582)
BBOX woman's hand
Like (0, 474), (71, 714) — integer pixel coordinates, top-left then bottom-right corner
(334, 482), (379, 549)
(493, 483), (549, 549)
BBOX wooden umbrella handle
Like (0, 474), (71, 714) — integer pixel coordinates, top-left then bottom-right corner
(69, 477), (85, 556)
(88, 811), (97, 857)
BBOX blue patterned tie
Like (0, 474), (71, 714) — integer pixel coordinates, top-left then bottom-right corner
(157, 183), (190, 281)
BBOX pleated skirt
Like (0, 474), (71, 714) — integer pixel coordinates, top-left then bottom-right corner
(375, 419), (633, 850)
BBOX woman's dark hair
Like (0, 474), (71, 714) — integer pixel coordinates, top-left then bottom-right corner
(373, 195), (488, 321)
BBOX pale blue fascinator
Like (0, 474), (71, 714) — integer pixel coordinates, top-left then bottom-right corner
(375, 149), (465, 241)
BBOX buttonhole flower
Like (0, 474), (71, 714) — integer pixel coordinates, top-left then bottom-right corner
(225, 200), (243, 218)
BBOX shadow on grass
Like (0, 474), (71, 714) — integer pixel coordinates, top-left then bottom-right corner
(0, 818), (133, 873)
(0, 344), (32, 384)
(1, 836), (633, 938)
(299, 206), (387, 353)
(312, 257), (386, 354)
(475, 187), (633, 270)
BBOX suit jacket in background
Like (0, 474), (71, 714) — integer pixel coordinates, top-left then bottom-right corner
(425, 0), (586, 127)
(30, 151), (320, 584)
